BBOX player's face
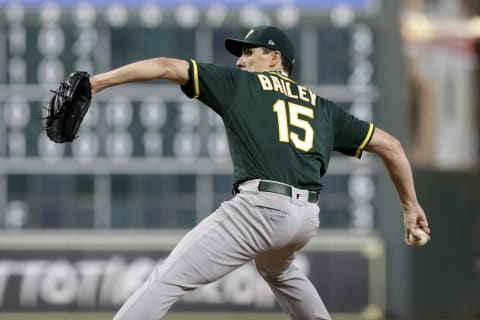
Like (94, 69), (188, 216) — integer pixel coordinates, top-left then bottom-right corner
(236, 46), (275, 72)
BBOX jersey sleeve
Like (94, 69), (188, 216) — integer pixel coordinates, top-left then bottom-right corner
(330, 101), (375, 158)
(180, 59), (239, 116)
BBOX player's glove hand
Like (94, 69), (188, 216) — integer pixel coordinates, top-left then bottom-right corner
(45, 71), (92, 143)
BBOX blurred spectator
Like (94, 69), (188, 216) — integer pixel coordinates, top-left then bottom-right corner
(402, 0), (479, 169)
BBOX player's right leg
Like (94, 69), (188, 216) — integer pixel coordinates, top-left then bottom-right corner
(255, 249), (331, 320)
(256, 260), (331, 320)
(253, 194), (331, 320)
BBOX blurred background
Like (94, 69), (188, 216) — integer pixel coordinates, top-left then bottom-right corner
(0, 0), (478, 319)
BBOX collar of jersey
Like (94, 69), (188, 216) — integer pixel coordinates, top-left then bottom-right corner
(267, 70), (295, 83)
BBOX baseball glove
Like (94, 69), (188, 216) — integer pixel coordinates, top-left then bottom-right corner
(45, 71), (92, 143)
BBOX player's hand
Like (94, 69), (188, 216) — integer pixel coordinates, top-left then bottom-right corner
(403, 203), (431, 246)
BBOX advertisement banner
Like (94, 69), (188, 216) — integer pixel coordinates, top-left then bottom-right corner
(0, 232), (385, 319)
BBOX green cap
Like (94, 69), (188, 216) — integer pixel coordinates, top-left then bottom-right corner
(225, 25), (296, 64)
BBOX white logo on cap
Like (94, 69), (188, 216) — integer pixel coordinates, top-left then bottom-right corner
(245, 29), (254, 39)
(268, 39), (275, 46)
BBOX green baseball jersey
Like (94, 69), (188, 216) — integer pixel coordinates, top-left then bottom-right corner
(181, 60), (375, 191)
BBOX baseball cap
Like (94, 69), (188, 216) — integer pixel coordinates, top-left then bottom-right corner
(225, 25), (295, 64)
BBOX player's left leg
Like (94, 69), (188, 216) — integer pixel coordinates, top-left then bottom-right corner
(113, 190), (285, 320)
(112, 204), (252, 320)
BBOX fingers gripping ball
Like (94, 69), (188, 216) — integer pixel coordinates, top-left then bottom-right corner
(45, 71), (92, 143)
(409, 229), (429, 247)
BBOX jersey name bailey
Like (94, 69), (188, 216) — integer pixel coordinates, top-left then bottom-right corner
(257, 73), (317, 106)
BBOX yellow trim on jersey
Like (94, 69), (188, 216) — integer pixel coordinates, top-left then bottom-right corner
(355, 123), (375, 158)
(267, 71), (295, 83)
(190, 59), (200, 98)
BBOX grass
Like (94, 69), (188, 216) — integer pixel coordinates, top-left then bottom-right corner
(0, 312), (392, 320)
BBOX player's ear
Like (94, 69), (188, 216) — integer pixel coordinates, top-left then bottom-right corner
(269, 51), (282, 68)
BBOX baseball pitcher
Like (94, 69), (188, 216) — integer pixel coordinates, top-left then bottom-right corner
(86, 25), (430, 320)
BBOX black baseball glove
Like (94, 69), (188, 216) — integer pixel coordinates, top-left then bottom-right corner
(45, 71), (92, 143)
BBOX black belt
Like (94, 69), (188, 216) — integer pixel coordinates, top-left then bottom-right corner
(258, 181), (319, 203)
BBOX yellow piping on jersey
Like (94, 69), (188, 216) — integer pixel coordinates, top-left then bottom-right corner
(267, 71), (295, 83)
(355, 123), (375, 158)
(190, 59), (200, 98)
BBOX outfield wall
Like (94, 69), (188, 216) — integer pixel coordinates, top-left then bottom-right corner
(0, 232), (385, 320)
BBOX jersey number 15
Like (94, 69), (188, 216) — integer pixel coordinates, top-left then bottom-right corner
(273, 99), (314, 152)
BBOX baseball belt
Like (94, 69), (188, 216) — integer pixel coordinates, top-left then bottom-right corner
(258, 180), (319, 203)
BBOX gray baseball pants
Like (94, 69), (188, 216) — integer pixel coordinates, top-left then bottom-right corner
(113, 179), (331, 320)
